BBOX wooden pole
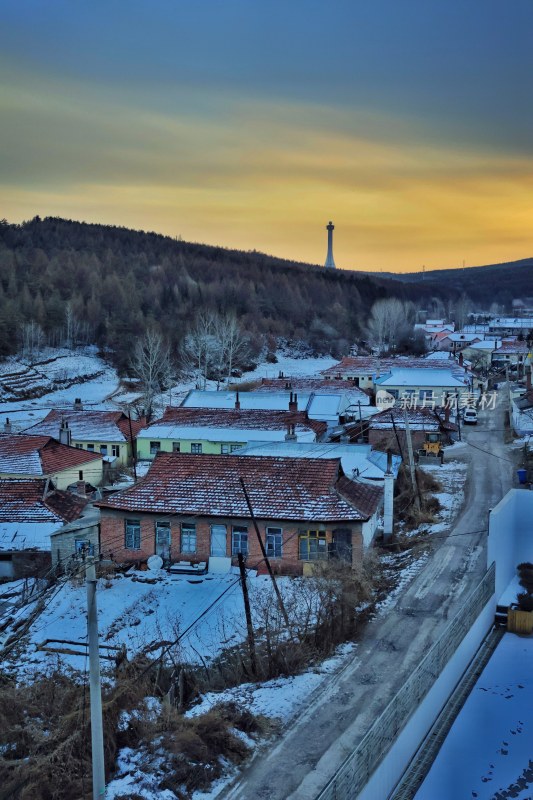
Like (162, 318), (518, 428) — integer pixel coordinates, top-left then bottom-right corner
(237, 552), (258, 677)
(403, 409), (421, 511)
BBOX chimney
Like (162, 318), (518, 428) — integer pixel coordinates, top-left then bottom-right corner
(73, 397), (83, 410)
(285, 423), (297, 441)
(76, 479), (86, 497)
(59, 418), (72, 446)
(278, 370), (284, 379)
(4, 417), (11, 434)
(383, 450), (394, 542)
(235, 391), (240, 411)
(289, 392), (298, 412)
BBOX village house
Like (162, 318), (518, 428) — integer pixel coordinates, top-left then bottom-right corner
(96, 453), (383, 574)
(374, 367), (469, 407)
(50, 506), (100, 570)
(180, 387), (366, 427)
(0, 431), (104, 490)
(461, 339), (502, 371)
(23, 405), (146, 466)
(437, 332), (482, 354)
(365, 407), (457, 457)
(491, 339), (532, 371)
(136, 406), (327, 459)
(320, 356), (466, 390)
(0, 479), (87, 579)
(487, 317), (533, 336)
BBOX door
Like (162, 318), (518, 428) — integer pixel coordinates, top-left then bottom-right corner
(210, 525), (227, 557)
(155, 522), (171, 560)
(331, 529), (352, 563)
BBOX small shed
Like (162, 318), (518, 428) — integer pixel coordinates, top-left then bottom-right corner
(50, 507), (100, 570)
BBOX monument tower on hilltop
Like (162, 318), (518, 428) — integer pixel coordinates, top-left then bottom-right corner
(324, 220), (336, 269)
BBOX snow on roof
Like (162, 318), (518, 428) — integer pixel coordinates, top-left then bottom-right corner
(235, 441), (402, 480)
(415, 634), (533, 800)
(445, 333), (481, 342)
(23, 410), (141, 443)
(369, 408), (442, 431)
(139, 407), (326, 440)
(489, 317), (533, 329)
(322, 356), (466, 379)
(466, 340), (501, 350)
(0, 479), (87, 549)
(494, 340), (531, 354)
(257, 378), (371, 404)
(0, 433), (102, 475)
(182, 389), (312, 411)
(96, 452), (376, 522)
(375, 369), (467, 388)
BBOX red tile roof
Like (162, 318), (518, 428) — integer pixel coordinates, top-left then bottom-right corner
(369, 407), (443, 431)
(257, 378), (371, 398)
(0, 479), (87, 523)
(494, 340), (531, 354)
(96, 453), (373, 521)
(321, 356), (463, 377)
(154, 407), (327, 437)
(0, 433), (102, 475)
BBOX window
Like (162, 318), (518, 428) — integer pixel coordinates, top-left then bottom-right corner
(87, 443), (94, 452)
(191, 443), (202, 454)
(220, 444), (229, 454)
(150, 441), (161, 454)
(172, 442), (181, 452)
(125, 519), (141, 550)
(230, 444), (240, 453)
(266, 527), (282, 558)
(112, 444), (120, 458)
(75, 443), (83, 449)
(298, 530), (327, 561)
(78, 470), (83, 481)
(181, 523), (197, 553)
(100, 445), (108, 456)
(232, 526), (248, 556)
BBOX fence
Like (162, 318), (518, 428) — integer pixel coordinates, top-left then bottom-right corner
(316, 563), (496, 800)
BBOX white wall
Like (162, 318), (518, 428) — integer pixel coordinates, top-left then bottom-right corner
(487, 489), (533, 599)
(357, 599), (496, 800)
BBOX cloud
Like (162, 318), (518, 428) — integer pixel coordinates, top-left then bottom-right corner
(1, 64), (533, 271)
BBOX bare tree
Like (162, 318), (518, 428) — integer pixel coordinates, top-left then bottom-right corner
(180, 312), (249, 388)
(131, 329), (173, 420)
(213, 313), (250, 386)
(64, 302), (80, 349)
(20, 320), (45, 362)
(366, 298), (413, 355)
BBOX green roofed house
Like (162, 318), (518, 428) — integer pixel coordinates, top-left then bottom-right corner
(136, 406), (327, 460)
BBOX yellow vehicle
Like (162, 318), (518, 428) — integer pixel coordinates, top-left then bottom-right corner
(421, 433), (443, 457)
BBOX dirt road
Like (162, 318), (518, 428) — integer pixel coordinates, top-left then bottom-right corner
(221, 395), (516, 800)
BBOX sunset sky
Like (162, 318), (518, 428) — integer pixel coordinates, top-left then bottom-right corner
(2, 1), (533, 272)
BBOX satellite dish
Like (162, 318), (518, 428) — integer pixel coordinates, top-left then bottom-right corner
(147, 555), (163, 571)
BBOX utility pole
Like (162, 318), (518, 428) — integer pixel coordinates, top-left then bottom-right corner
(237, 553), (257, 677)
(86, 560), (106, 799)
(127, 408), (137, 483)
(403, 409), (421, 511)
(239, 477), (292, 634)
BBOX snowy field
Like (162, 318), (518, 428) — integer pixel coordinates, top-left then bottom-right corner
(415, 634), (533, 800)
(8, 570), (295, 679)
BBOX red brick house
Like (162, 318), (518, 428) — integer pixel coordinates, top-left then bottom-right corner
(96, 453), (382, 575)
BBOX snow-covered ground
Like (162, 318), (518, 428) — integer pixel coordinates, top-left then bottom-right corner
(415, 633), (533, 800)
(105, 641), (359, 800)
(0, 347), (120, 430)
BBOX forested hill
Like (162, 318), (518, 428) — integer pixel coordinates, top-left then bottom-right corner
(0, 217), (527, 370)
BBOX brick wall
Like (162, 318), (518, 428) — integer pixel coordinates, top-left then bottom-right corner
(100, 510), (363, 575)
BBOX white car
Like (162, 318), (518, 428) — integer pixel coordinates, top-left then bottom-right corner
(463, 407), (478, 425)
